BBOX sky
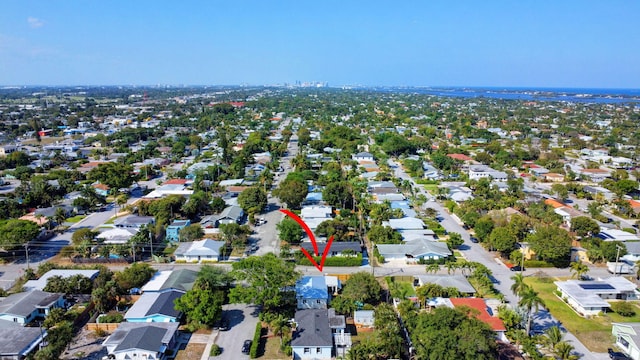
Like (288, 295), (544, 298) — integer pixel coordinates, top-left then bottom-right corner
(0, 1), (639, 88)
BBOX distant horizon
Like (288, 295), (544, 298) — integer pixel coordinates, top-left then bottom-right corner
(1, 84), (640, 91)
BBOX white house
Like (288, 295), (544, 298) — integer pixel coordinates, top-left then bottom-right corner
(353, 310), (374, 328)
(376, 239), (451, 263)
(23, 269), (100, 292)
(612, 322), (640, 360)
(352, 152), (374, 162)
(468, 165), (508, 181)
(0, 291), (65, 325)
(555, 277), (638, 316)
(174, 239), (226, 263)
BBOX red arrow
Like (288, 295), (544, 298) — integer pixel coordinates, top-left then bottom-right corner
(280, 209), (334, 272)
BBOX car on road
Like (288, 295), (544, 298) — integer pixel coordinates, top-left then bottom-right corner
(470, 237), (479, 243)
(242, 340), (252, 354)
(510, 265), (524, 272)
(608, 348), (631, 360)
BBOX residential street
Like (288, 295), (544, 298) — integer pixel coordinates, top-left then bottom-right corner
(387, 158), (609, 360)
(210, 303), (260, 360)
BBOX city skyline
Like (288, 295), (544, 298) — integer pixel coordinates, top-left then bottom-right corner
(1, 1), (639, 88)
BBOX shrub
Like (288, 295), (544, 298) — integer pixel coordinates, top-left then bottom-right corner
(296, 255), (362, 267)
(210, 344), (222, 356)
(523, 260), (554, 268)
(249, 322), (263, 358)
(622, 228), (637, 234)
(99, 313), (124, 323)
(611, 301), (636, 317)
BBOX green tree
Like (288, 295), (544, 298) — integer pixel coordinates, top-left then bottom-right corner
(569, 260), (589, 279)
(341, 272), (381, 305)
(87, 162), (135, 191)
(446, 232), (464, 250)
(519, 287), (545, 335)
(72, 228), (99, 245)
(323, 181), (353, 209)
(229, 253), (299, 313)
(488, 226), (517, 254)
(174, 282), (225, 327)
(179, 224), (204, 242)
(219, 223), (251, 249)
(115, 263), (155, 291)
(367, 225), (402, 244)
(277, 217), (303, 244)
(274, 177), (308, 209)
(526, 225), (573, 267)
(551, 183), (568, 201)
(570, 216), (600, 238)
(411, 307), (498, 360)
(0, 219), (41, 251)
(238, 186), (268, 214)
(474, 216), (494, 242)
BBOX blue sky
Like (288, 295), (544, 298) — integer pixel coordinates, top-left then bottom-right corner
(1, 1), (638, 88)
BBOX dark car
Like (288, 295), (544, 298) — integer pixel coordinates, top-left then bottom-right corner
(242, 340), (252, 354)
(608, 348), (631, 360)
(510, 265), (524, 272)
(219, 318), (229, 331)
(470, 237), (479, 243)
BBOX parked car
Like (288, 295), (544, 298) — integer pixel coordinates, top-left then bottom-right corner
(608, 348), (631, 360)
(510, 265), (524, 272)
(470, 237), (479, 243)
(242, 340), (252, 354)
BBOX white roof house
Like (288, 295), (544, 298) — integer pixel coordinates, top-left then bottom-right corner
(98, 228), (138, 244)
(23, 269), (100, 292)
(385, 218), (425, 230)
(376, 239), (451, 263)
(555, 277), (638, 316)
(174, 239), (226, 263)
(598, 229), (640, 242)
(301, 205), (332, 219)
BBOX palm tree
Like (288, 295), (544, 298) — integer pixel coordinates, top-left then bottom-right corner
(510, 273), (528, 299)
(425, 263), (440, 274)
(53, 207), (67, 231)
(445, 261), (458, 275)
(543, 326), (563, 351)
(269, 315), (290, 346)
(554, 341), (579, 360)
(569, 260), (589, 279)
(519, 287), (545, 335)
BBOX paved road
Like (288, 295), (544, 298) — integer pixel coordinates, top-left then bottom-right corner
(387, 158), (609, 360)
(211, 303), (260, 360)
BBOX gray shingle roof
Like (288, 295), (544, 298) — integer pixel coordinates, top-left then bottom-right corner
(291, 309), (333, 347)
(160, 269), (198, 292)
(0, 324), (44, 356)
(124, 290), (182, 320)
(0, 290), (62, 317)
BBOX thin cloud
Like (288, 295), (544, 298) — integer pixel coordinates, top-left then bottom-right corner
(27, 17), (44, 29)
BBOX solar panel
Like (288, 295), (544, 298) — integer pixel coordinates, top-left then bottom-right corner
(579, 283), (615, 290)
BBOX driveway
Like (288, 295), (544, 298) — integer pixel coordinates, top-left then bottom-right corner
(211, 303), (260, 360)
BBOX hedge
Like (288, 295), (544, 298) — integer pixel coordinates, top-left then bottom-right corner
(297, 255), (362, 267)
(523, 260), (554, 268)
(249, 322), (263, 358)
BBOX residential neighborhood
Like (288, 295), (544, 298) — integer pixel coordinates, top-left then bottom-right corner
(0, 86), (639, 360)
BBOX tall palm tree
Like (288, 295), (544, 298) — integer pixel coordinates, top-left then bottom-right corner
(53, 207), (67, 230)
(425, 263), (440, 274)
(569, 260), (589, 279)
(543, 326), (564, 351)
(519, 287), (545, 335)
(510, 273), (528, 299)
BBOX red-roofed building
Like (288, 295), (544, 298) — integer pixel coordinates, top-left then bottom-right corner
(447, 153), (473, 162)
(628, 200), (640, 215)
(544, 198), (569, 209)
(163, 179), (188, 186)
(449, 298), (507, 341)
(92, 183), (110, 196)
(228, 101), (245, 108)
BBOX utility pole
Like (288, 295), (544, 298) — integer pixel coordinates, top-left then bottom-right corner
(24, 244), (30, 270)
(149, 231), (154, 262)
(615, 245), (623, 276)
(132, 242), (136, 263)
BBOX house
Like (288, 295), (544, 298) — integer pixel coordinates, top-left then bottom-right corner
(385, 217), (425, 230)
(579, 168), (611, 182)
(124, 290), (183, 323)
(543, 173), (565, 182)
(0, 145), (17, 157)
(413, 275), (476, 296)
(376, 239), (451, 263)
(554, 277), (638, 316)
(449, 298), (507, 342)
(113, 215), (155, 229)
(102, 322), (179, 360)
(422, 163), (441, 179)
(352, 152), (374, 162)
(374, 193), (406, 202)
(0, 291), (65, 326)
(174, 239), (226, 262)
(300, 241), (361, 258)
(165, 220), (191, 242)
(98, 228), (138, 244)
(301, 205), (333, 231)
(612, 322), (640, 360)
(291, 309), (333, 360)
(583, 186), (615, 201)
(447, 153), (473, 162)
(141, 269), (198, 293)
(468, 165), (508, 181)
(295, 276), (341, 310)
(215, 205), (244, 225)
(0, 321), (47, 360)
(353, 310), (374, 328)
(397, 229), (437, 242)
(598, 229), (640, 242)
(23, 269), (100, 292)
(304, 192), (324, 205)
(92, 183), (110, 196)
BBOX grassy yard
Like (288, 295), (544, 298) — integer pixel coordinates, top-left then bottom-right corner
(175, 343), (205, 360)
(65, 215), (86, 223)
(523, 275), (640, 352)
(385, 276), (416, 298)
(262, 335), (289, 360)
(421, 184), (439, 193)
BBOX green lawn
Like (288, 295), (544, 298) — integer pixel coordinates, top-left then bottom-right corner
(385, 277), (416, 298)
(523, 276), (637, 352)
(65, 215), (86, 223)
(421, 184), (439, 193)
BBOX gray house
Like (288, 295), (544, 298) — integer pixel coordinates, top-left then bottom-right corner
(216, 205), (244, 225)
(292, 309), (333, 360)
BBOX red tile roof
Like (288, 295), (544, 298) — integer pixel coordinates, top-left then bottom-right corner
(93, 183), (110, 190)
(449, 298), (506, 332)
(163, 179), (188, 185)
(447, 153), (473, 161)
(545, 199), (568, 209)
(629, 200), (640, 208)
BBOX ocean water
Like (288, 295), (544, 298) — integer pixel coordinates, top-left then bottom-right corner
(377, 87), (640, 104)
